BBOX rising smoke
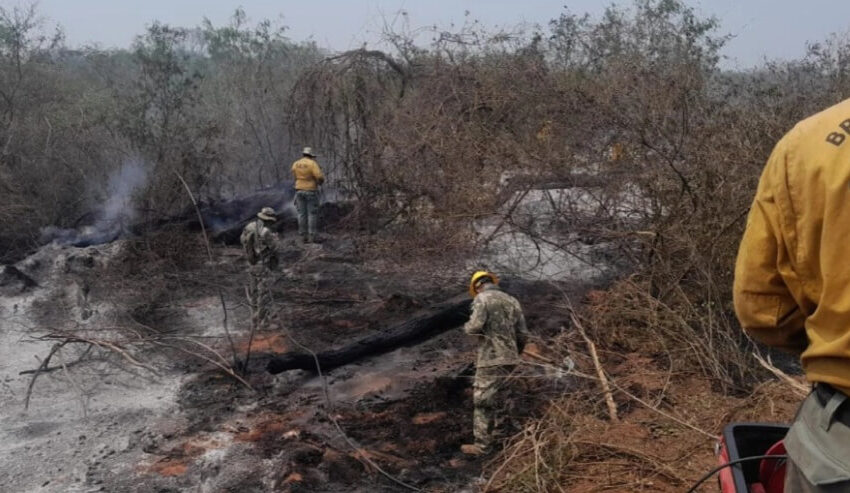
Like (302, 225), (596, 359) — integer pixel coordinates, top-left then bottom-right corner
(40, 159), (337, 248)
(41, 157), (149, 247)
(100, 157), (148, 231)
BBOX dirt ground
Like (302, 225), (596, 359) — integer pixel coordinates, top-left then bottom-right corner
(0, 225), (805, 493)
(481, 341), (803, 492)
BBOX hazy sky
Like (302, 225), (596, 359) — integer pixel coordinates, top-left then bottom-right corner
(15, 0), (850, 68)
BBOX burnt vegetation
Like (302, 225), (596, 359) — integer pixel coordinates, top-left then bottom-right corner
(0, 0), (844, 491)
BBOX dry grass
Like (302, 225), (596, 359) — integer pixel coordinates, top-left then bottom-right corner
(480, 278), (804, 492)
(484, 334), (801, 492)
(581, 279), (758, 390)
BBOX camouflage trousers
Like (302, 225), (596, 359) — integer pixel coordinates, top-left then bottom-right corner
(294, 190), (319, 241)
(473, 365), (515, 450)
(248, 265), (272, 329)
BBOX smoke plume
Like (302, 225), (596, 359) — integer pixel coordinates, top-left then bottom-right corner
(41, 157), (149, 247)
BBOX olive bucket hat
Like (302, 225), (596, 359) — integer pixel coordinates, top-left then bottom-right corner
(257, 207), (277, 221)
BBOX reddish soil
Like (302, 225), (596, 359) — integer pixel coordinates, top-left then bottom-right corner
(147, 459), (189, 477)
(237, 333), (289, 354)
(233, 411), (307, 443)
(484, 348), (804, 492)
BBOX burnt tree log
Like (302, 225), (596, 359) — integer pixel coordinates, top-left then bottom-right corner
(266, 297), (471, 374)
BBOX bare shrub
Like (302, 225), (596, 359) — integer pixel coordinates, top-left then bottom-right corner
(284, 0), (776, 388)
(115, 230), (207, 275)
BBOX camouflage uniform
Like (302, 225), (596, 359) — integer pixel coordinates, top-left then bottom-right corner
(463, 284), (529, 450)
(240, 219), (279, 328)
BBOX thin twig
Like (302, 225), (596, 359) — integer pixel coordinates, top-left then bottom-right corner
(174, 169), (239, 370)
(35, 333), (160, 375)
(753, 352), (808, 398)
(243, 285), (257, 373)
(149, 340), (254, 391)
(173, 170), (213, 260)
(24, 342), (65, 410)
(57, 347), (89, 418)
(219, 290), (238, 369)
(553, 287), (713, 438)
(566, 369), (716, 439)
(86, 339), (160, 375)
(19, 344), (93, 375)
(571, 441), (688, 484)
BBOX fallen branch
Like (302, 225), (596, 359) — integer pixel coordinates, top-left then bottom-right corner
(19, 343), (93, 375)
(24, 342), (66, 410)
(753, 352), (808, 398)
(569, 318), (619, 423)
(563, 367), (715, 439)
(150, 339), (254, 391)
(86, 338), (159, 375)
(554, 288), (705, 430)
(129, 315), (255, 391)
(34, 332), (160, 375)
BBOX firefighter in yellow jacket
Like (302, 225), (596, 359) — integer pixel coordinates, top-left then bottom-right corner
(291, 147), (325, 243)
(734, 99), (850, 491)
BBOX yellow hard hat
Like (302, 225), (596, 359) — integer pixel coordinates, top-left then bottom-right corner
(469, 270), (499, 297)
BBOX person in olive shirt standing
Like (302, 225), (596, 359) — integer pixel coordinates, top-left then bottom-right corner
(291, 147), (325, 243)
(240, 207), (280, 330)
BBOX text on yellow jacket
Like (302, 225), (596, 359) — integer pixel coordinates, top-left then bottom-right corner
(734, 97), (850, 397)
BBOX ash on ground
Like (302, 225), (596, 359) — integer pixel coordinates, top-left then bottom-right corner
(1, 211), (603, 492)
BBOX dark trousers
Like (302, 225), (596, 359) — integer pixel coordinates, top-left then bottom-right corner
(295, 190), (319, 240)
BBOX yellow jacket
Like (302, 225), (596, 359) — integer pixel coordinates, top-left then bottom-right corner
(734, 98), (850, 396)
(291, 157), (324, 191)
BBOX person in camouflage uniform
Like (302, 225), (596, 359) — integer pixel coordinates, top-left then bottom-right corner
(461, 271), (529, 456)
(240, 207), (280, 329)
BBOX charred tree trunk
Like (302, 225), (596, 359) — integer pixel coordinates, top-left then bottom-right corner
(266, 297), (471, 374)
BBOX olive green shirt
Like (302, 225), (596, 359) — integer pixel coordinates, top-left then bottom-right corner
(463, 285), (529, 367)
(240, 219), (279, 269)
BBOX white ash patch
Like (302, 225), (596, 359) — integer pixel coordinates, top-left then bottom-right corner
(475, 186), (638, 282)
(0, 240), (184, 493)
